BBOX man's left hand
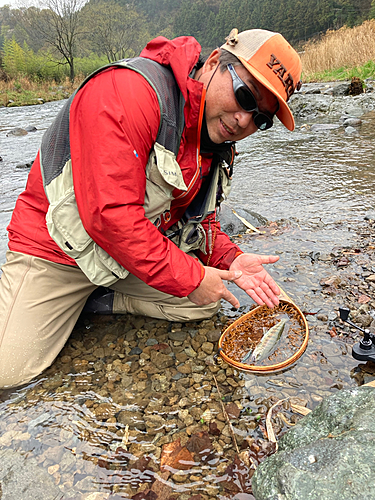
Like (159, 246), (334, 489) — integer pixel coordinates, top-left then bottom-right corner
(229, 253), (280, 308)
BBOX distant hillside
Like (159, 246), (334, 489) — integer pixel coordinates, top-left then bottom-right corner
(124, 0), (374, 49)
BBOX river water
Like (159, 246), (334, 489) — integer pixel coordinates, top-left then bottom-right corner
(1, 100), (375, 499)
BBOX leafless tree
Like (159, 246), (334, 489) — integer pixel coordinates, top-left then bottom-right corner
(18, 0), (87, 81)
(81, 1), (150, 63)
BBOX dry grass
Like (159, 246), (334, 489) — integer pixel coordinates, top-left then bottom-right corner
(301, 20), (375, 80)
(0, 74), (85, 107)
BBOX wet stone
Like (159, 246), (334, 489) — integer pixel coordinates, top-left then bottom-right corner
(184, 346), (197, 358)
(206, 328), (222, 342)
(120, 374), (133, 388)
(145, 338), (158, 346)
(343, 117), (362, 126)
(201, 341), (214, 355)
(150, 350), (175, 369)
(129, 347), (142, 355)
(117, 410), (146, 430)
(168, 330), (188, 342)
(0, 448), (61, 499)
(345, 125), (358, 135)
(252, 387), (375, 500)
(93, 403), (116, 420)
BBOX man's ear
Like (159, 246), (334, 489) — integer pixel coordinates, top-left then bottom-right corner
(202, 49), (220, 73)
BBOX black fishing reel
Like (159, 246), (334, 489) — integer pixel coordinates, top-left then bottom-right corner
(339, 307), (375, 362)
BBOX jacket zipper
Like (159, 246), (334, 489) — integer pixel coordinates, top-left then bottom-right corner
(175, 86), (206, 201)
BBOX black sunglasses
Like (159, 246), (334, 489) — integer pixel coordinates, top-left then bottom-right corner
(227, 64), (275, 131)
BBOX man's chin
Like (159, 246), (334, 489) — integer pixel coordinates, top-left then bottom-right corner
(207, 129), (226, 145)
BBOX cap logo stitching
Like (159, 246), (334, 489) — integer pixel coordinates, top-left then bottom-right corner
(266, 53), (295, 100)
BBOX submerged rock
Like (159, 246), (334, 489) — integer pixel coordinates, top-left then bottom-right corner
(6, 127), (28, 137)
(342, 117), (362, 127)
(0, 448), (61, 499)
(219, 202), (268, 236)
(252, 386), (375, 500)
(310, 123), (341, 132)
(332, 82), (350, 96)
(16, 161), (34, 169)
(345, 125), (359, 135)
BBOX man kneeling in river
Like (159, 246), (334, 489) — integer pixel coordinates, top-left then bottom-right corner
(0, 28), (302, 388)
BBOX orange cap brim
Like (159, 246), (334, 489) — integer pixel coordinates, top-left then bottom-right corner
(237, 55), (295, 131)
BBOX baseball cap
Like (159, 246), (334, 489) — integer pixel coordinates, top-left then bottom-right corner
(221, 28), (302, 131)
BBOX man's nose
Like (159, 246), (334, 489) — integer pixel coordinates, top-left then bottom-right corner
(234, 109), (253, 129)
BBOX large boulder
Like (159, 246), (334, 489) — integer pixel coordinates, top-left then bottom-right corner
(252, 386), (375, 500)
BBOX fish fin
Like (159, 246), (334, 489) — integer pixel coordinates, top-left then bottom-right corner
(241, 349), (253, 363)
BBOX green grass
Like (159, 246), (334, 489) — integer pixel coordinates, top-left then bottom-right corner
(1, 86), (74, 107)
(303, 59), (375, 83)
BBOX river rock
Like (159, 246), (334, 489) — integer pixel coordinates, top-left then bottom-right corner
(219, 202), (267, 236)
(15, 161), (33, 169)
(332, 82), (350, 96)
(150, 350), (174, 369)
(0, 448), (61, 499)
(168, 330), (188, 342)
(6, 127), (28, 136)
(117, 410), (146, 430)
(304, 88), (321, 94)
(342, 117), (362, 126)
(310, 123), (341, 132)
(289, 86), (375, 121)
(345, 125), (359, 135)
(252, 386), (375, 500)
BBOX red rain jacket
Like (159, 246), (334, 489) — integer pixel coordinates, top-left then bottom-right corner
(7, 36), (241, 297)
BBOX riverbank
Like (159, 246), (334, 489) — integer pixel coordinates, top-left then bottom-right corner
(0, 75), (82, 107)
(300, 20), (375, 82)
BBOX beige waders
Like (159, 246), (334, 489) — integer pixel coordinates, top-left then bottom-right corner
(0, 251), (219, 389)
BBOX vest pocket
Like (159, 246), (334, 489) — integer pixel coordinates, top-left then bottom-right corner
(144, 145), (187, 223)
(93, 244), (129, 280)
(179, 222), (206, 253)
(51, 191), (92, 254)
(167, 221), (207, 254)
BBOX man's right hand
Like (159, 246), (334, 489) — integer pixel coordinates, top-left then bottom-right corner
(187, 266), (242, 308)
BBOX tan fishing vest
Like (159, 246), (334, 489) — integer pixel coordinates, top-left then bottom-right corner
(40, 58), (232, 286)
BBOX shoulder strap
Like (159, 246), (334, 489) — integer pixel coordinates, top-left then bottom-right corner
(41, 57), (185, 189)
(77, 57), (185, 156)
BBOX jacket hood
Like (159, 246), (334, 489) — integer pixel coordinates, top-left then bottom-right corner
(140, 36), (202, 100)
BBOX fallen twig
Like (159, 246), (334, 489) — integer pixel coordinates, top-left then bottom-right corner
(232, 208), (264, 234)
(213, 374), (240, 455)
(291, 404), (312, 416)
(120, 424), (130, 450)
(265, 398), (288, 451)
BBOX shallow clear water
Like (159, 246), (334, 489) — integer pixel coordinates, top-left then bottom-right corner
(1, 102), (375, 499)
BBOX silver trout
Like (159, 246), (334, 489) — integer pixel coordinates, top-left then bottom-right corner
(250, 318), (287, 363)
